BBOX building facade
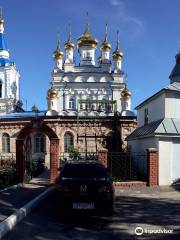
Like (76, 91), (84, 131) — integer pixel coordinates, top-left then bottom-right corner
(127, 52), (180, 185)
(0, 13), (136, 182)
(46, 23), (133, 118)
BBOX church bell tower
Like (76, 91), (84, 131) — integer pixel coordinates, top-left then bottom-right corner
(0, 9), (20, 114)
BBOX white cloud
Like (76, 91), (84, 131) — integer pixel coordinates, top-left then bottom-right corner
(109, 0), (123, 6)
(108, 0), (144, 35)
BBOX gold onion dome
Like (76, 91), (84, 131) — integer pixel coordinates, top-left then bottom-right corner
(64, 26), (75, 50)
(0, 18), (4, 24)
(77, 14), (98, 49)
(52, 34), (64, 59)
(0, 8), (4, 24)
(47, 88), (58, 99)
(100, 24), (111, 51)
(112, 30), (123, 60)
(121, 85), (131, 99)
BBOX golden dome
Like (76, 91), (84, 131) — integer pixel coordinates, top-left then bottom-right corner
(100, 40), (111, 51)
(0, 18), (4, 24)
(64, 26), (75, 50)
(121, 86), (131, 99)
(77, 30), (98, 49)
(112, 30), (123, 60)
(77, 15), (98, 49)
(64, 39), (75, 50)
(47, 88), (58, 99)
(100, 24), (111, 51)
(112, 49), (123, 60)
(53, 48), (64, 59)
(52, 34), (64, 59)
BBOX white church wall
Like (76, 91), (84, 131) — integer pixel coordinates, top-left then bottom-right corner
(128, 136), (173, 186)
(128, 137), (158, 153)
(158, 137), (172, 185)
(137, 93), (166, 127)
(172, 137), (180, 183)
(165, 92), (180, 119)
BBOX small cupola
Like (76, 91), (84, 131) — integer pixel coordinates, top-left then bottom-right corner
(52, 33), (64, 70)
(121, 85), (131, 99)
(0, 9), (12, 65)
(100, 24), (111, 64)
(169, 52), (180, 83)
(77, 13), (98, 66)
(64, 24), (75, 64)
(100, 24), (111, 52)
(47, 88), (58, 99)
(112, 31), (123, 72)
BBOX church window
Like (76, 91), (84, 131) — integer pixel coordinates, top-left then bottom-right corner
(144, 108), (149, 125)
(64, 132), (74, 152)
(34, 134), (45, 153)
(102, 99), (107, 111)
(2, 133), (10, 153)
(0, 82), (2, 98)
(91, 104), (95, 111)
(87, 52), (91, 59)
(98, 104), (102, 112)
(107, 104), (112, 112)
(69, 97), (75, 110)
(85, 98), (91, 110)
(80, 103), (83, 110)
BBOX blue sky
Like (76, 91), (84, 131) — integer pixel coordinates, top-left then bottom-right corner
(1, 0), (180, 111)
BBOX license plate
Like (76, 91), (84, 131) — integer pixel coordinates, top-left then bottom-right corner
(72, 202), (95, 210)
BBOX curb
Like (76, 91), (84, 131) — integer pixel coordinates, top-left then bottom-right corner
(0, 187), (52, 239)
(0, 183), (22, 194)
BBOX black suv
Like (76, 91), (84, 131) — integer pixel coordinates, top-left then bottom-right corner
(53, 161), (114, 215)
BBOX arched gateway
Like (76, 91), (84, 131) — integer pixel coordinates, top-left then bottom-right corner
(16, 120), (59, 184)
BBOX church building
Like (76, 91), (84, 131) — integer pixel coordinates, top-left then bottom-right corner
(0, 13), (136, 182)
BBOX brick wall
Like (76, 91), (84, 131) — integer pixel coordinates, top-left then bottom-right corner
(147, 148), (159, 186)
(98, 149), (108, 168)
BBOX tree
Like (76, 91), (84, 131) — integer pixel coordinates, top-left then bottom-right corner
(68, 145), (80, 160)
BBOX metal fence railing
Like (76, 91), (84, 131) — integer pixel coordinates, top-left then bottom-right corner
(59, 152), (98, 168)
(108, 152), (147, 182)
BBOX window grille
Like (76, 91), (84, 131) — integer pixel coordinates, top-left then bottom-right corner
(2, 133), (10, 153)
(64, 132), (74, 152)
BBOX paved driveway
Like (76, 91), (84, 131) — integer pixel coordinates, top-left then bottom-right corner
(3, 186), (180, 240)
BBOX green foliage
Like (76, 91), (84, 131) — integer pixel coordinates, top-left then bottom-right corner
(68, 145), (80, 160)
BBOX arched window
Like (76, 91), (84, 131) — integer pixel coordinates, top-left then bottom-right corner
(69, 97), (75, 110)
(102, 98), (107, 111)
(2, 133), (10, 153)
(34, 134), (45, 153)
(64, 132), (74, 152)
(85, 98), (91, 111)
(0, 81), (2, 98)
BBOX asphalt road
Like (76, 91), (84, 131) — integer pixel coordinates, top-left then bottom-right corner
(3, 187), (180, 240)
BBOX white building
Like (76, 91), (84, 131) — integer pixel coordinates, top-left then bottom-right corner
(46, 21), (134, 118)
(127, 51), (180, 185)
(0, 16), (21, 114)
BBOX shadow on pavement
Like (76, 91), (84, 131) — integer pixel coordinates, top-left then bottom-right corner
(0, 184), (46, 222)
(3, 190), (180, 240)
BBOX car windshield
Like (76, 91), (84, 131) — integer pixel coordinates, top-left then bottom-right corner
(60, 162), (108, 179)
